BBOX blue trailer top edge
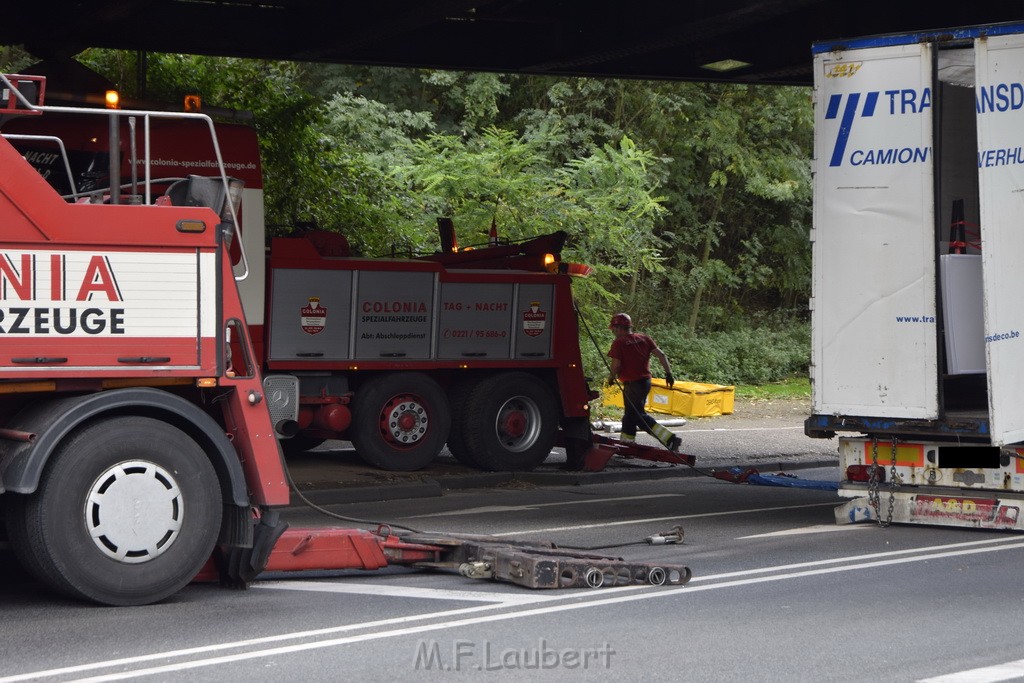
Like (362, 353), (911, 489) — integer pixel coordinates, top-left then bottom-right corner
(812, 22), (1024, 54)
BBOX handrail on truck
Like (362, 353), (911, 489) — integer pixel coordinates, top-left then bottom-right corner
(0, 72), (251, 282)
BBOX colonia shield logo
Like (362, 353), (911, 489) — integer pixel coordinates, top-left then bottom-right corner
(522, 302), (546, 337)
(301, 296), (327, 335)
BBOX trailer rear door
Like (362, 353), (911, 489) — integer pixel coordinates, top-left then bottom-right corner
(976, 34), (1024, 445)
(812, 43), (938, 418)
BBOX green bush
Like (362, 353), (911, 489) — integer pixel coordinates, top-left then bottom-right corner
(575, 314), (809, 389)
(650, 318), (809, 386)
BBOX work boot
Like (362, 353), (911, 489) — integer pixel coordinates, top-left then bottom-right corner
(667, 435), (682, 453)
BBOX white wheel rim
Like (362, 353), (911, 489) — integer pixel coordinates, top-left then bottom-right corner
(84, 460), (184, 564)
(384, 397), (429, 445)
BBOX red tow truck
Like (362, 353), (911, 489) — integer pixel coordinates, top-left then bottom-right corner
(0, 73), (691, 605)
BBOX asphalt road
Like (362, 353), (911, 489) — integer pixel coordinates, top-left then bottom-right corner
(3, 465), (1023, 682)
(284, 397), (840, 506)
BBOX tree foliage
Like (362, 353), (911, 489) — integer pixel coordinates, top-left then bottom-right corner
(0, 48), (813, 384)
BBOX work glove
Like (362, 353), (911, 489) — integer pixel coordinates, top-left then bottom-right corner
(665, 371), (674, 389)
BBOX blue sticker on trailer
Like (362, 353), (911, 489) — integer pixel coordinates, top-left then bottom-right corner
(812, 22), (1024, 54)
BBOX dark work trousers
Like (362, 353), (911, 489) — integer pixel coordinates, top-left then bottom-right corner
(621, 378), (657, 438)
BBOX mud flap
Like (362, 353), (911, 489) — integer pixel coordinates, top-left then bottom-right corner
(560, 416), (593, 470)
(216, 509), (289, 587)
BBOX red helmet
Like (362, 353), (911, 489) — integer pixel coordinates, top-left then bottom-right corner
(609, 313), (632, 329)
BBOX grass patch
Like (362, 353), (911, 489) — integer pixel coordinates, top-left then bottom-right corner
(735, 375), (810, 400)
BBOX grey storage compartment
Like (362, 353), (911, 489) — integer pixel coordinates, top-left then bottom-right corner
(437, 282), (514, 359)
(513, 284), (554, 359)
(268, 269), (352, 360)
(353, 271), (435, 359)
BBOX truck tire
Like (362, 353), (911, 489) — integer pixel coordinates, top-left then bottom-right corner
(464, 372), (559, 471)
(6, 416), (222, 606)
(350, 372), (451, 471)
(445, 377), (482, 467)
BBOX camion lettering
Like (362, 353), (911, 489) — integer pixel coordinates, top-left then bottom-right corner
(849, 147), (930, 166)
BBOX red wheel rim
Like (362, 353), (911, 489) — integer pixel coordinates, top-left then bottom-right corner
(378, 394), (429, 447)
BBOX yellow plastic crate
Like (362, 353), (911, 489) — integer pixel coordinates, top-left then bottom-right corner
(603, 378), (734, 417)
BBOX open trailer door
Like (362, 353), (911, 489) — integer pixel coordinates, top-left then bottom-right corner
(812, 42), (938, 419)
(976, 34), (1024, 445)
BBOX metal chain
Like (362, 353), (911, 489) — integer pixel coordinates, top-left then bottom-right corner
(886, 437), (899, 526)
(867, 437), (880, 519)
(867, 437), (898, 527)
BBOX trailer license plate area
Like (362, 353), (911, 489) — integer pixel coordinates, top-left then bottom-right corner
(937, 445), (1002, 469)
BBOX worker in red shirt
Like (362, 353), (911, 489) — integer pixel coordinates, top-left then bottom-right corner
(607, 313), (682, 452)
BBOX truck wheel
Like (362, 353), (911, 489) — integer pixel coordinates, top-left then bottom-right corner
(6, 416), (222, 606)
(351, 372), (451, 471)
(445, 377), (482, 467)
(464, 372), (559, 471)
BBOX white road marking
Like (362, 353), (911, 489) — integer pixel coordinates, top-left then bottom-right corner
(489, 502), (837, 536)
(918, 657), (1024, 682)
(737, 524), (871, 539)
(9, 537), (1023, 682)
(0, 604), (521, 683)
(253, 580), (573, 604)
(402, 494), (684, 519)
(691, 536), (1023, 582)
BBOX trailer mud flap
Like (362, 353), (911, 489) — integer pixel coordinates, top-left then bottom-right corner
(836, 492), (1024, 531)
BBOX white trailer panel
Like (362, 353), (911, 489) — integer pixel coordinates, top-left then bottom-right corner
(812, 43), (937, 418)
(976, 34), (1024, 445)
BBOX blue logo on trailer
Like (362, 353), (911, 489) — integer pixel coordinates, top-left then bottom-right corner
(825, 92), (879, 167)
(825, 91), (932, 168)
(814, 22), (1024, 168)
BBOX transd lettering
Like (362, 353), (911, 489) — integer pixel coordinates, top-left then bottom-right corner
(977, 82), (1024, 113)
(884, 88), (931, 114)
